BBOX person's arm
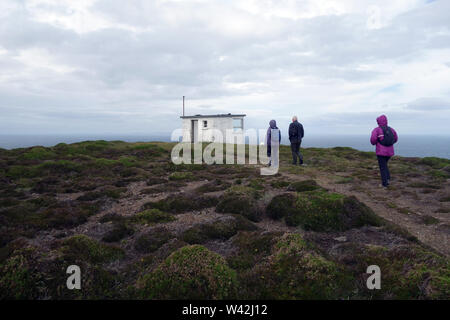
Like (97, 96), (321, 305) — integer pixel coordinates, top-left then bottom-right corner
(266, 128), (271, 146)
(370, 128), (378, 145)
(288, 123), (293, 140)
(392, 128), (398, 143)
(278, 129), (281, 143)
(299, 123), (304, 139)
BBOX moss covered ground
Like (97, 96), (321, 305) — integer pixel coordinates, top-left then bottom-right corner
(0, 140), (449, 299)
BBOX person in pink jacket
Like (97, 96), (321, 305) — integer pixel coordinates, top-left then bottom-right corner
(370, 115), (398, 187)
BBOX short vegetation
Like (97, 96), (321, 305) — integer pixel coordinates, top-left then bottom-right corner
(0, 140), (449, 300)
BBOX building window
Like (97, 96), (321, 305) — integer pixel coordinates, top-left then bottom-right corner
(203, 120), (208, 128)
(233, 118), (243, 132)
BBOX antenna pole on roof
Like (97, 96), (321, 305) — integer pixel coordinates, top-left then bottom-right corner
(182, 96), (185, 116)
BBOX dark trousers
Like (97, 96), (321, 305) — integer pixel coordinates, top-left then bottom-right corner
(290, 141), (303, 164)
(377, 155), (391, 186)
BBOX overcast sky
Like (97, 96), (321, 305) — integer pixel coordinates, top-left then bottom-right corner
(1, 0), (450, 136)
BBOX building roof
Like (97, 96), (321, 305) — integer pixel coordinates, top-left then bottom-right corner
(180, 113), (246, 119)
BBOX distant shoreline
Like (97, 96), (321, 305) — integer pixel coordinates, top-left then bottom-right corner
(1, 134), (449, 159)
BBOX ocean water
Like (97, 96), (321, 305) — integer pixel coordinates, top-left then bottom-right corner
(0, 134), (449, 159)
(297, 135), (450, 159)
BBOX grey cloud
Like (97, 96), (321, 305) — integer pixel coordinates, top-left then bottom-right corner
(5, 1), (449, 89)
(0, 7), (76, 51)
(407, 97), (450, 110)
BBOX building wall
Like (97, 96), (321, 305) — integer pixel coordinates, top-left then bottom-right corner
(181, 117), (244, 143)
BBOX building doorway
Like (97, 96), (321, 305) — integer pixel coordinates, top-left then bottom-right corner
(191, 120), (198, 143)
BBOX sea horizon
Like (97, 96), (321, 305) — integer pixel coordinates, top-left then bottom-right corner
(1, 133), (449, 160)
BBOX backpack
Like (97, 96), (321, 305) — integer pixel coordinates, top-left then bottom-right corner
(379, 126), (395, 146)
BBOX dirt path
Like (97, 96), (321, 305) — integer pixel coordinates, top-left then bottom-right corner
(279, 170), (450, 256)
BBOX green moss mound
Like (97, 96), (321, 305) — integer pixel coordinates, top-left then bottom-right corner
(227, 231), (282, 270)
(43, 259), (120, 299)
(132, 209), (175, 224)
(168, 171), (195, 181)
(216, 186), (261, 221)
(20, 147), (57, 160)
(266, 193), (297, 220)
(140, 181), (186, 195)
(332, 243), (450, 299)
(419, 157), (450, 169)
(99, 213), (125, 224)
(146, 177), (167, 186)
(143, 194), (218, 213)
(287, 179), (321, 192)
(2, 200), (98, 232)
(102, 223), (135, 242)
(181, 215), (257, 244)
(270, 180), (291, 189)
(248, 178), (265, 190)
(61, 235), (124, 264)
(0, 248), (43, 299)
(239, 234), (353, 299)
(137, 245), (238, 299)
(0, 242), (118, 300)
(270, 190), (383, 231)
(134, 227), (175, 253)
(77, 186), (126, 201)
(194, 179), (231, 193)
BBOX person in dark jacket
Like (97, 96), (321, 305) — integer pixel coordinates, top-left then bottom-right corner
(370, 114), (398, 188)
(288, 116), (304, 165)
(267, 119), (281, 166)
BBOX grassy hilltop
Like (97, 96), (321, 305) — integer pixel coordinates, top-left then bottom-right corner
(0, 140), (449, 299)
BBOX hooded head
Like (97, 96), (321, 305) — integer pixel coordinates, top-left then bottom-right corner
(377, 115), (388, 127)
(269, 120), (277, 128)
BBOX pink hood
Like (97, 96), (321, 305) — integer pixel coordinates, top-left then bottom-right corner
(376, 115), (388, 127)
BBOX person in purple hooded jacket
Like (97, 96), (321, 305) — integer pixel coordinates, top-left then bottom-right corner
(267, 119), (281, 166)
(370, 115), (398, 188)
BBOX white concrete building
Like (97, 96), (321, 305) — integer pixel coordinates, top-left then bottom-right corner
(180, 113), (246, 143)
